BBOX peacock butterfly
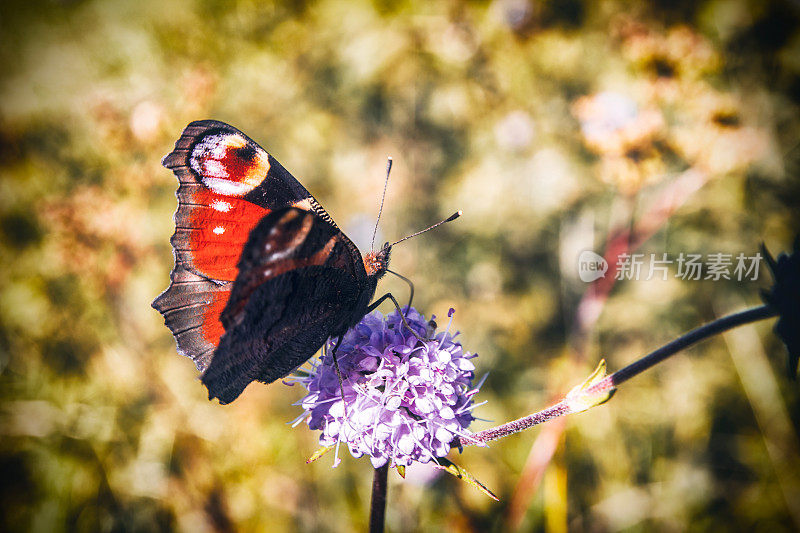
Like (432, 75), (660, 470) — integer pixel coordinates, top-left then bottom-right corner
(152, 120), (399, 404)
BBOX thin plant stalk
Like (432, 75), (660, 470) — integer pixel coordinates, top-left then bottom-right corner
(458, 304), (777, 446)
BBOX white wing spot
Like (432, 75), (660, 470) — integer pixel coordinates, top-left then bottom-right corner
(213, 226), (225, 235)
(211, 200), (233, 212)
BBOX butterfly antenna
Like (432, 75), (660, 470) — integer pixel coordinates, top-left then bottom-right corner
(371, 157), (393, 252)
(383, 210), (462, 250)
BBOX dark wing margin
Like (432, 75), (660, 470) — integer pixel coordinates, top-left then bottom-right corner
(200, 207), (366, 404)
(152, 268), (231, 372)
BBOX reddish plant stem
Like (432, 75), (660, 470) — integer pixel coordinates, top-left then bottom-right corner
(460, 402), (570, 446)
(574, 169), (710, 351)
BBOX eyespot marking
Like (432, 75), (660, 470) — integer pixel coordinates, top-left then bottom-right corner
(190, 133), (271, 196)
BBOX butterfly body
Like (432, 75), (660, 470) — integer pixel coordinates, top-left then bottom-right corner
(153, 120), (390, 404)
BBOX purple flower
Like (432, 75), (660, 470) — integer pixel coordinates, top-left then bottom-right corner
(293, 307), (483, 469)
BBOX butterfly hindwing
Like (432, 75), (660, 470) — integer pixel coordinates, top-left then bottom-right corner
(200, 207), (371, 404)
(153, 121), (328, 370)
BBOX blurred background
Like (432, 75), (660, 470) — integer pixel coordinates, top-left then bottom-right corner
(1, 0), (799, 531)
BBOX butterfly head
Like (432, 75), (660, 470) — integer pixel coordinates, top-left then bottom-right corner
(364, 243), (392, 279)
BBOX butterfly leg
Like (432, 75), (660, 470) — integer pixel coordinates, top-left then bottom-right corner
(386, 269), (414, 314)
(367, 293), (426, 342)
(329, 335), (349, 415)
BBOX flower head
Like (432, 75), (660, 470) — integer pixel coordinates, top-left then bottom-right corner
(295, 307), (482, 468)
(762, 237), (800, 379)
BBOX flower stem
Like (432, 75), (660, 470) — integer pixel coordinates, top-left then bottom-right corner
(369, 463), (389, 533)
(461, 402), (571, 445)
(591, 303), (777, 393)
(458, 304), (777, 446)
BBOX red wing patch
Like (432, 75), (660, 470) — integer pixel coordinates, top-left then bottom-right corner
(202, 289), (230, 348)
(173, 187), (269, 281)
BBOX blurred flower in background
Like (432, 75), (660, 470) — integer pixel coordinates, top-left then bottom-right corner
(494, 110), (537, 152)
(572, 90), (665, 193)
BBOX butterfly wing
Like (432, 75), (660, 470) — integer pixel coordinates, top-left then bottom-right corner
(152, 120), (332, 370)
(201, 207), (369, 404)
